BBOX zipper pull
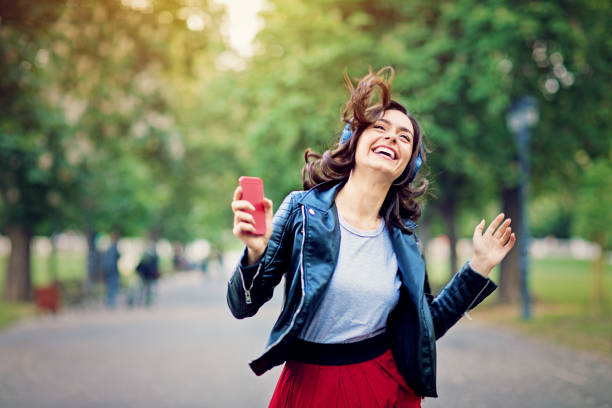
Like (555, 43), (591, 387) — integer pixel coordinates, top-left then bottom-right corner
(463, 311), (473, 321)
(245, 290), (252, 304)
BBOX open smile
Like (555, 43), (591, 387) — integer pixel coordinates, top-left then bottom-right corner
(372, 145), (398, 160)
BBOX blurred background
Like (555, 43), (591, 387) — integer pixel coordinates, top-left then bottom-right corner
(0, 0), (611, 406)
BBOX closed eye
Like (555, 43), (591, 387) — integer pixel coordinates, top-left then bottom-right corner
(400, 134), (412, 142)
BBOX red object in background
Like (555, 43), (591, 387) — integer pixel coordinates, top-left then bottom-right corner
(238, 176), (266, 235)
(34, 285), (60, 313)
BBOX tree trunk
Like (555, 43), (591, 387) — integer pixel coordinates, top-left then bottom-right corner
(499, 186), (522, 303)
(3, 225), (32, 301)
(441, 197), (458, 278)
(48, 232), (59, 283)
(592, 238), (606, 315)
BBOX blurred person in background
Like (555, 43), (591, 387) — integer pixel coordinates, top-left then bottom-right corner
(228, 67), (516, 407)
(101, 231), (121, 309)
(136, 239), (160, 307)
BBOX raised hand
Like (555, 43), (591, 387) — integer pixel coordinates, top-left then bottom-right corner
(470, 213), (516, 277)
(231, 185), (274, 265)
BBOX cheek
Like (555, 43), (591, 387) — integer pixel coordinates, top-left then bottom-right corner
(354, 138), (371, 160)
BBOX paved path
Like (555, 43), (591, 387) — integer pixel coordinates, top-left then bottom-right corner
(0, 271), (610, 408)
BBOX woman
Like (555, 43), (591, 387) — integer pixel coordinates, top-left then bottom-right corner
(228, 67), (515, 407)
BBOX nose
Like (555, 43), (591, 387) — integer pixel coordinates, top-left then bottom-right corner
(384, 132), (397, 142)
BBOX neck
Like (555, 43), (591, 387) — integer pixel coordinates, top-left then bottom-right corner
(335, 170), (391, 230)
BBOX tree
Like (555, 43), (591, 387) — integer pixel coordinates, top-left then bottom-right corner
(573, 159), (612, 314)
(0, 0), (227, 299)
(379, 0), (611, 301)
(0, 1), (74, 300)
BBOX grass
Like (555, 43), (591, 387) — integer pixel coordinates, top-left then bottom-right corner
(0, 301), (37, 331)
(0, 253), (86, 289)
(429, 257), (612, 356)
(0, 253), (88, 329)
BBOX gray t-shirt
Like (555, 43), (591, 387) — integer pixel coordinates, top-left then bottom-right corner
(298, 214), (401, 343)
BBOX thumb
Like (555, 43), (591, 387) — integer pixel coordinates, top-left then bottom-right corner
(263, 198), (273, 214)
(473, 219), (485, 238)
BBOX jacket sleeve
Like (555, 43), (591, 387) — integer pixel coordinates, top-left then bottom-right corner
(424, 260), (497, 339)
(227, 192), (299, 319)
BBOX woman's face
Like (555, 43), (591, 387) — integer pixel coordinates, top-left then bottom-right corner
(353, 109), (415, 183)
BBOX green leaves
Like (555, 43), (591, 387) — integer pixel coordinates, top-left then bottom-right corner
(1, 0), (610, 245)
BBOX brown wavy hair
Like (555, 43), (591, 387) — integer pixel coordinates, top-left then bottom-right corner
(301, 67), (429, 232)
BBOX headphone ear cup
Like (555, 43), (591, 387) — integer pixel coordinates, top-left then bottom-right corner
(403, 149), (422, 183)
(339, 123), (352, 144)
(412, 152), (423, 178)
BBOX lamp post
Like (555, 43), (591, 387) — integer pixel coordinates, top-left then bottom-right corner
(506, 96), (538, 320)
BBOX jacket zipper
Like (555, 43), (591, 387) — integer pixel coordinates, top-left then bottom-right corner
(262, 205), (307, 353)
(239, 263), (262, 304)
(463, 280), (490, 320)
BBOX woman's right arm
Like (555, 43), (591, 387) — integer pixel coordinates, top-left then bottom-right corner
(227, 188), (297, 319)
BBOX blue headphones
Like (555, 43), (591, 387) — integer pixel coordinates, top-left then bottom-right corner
(340, 122), (423, 183)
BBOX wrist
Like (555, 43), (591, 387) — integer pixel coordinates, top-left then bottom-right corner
(469, 258), (493, 277)
(247, 247), (264, 265)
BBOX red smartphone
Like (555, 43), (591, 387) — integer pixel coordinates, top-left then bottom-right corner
(238, 176), (266, 236)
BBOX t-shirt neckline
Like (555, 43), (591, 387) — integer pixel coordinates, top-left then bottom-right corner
(338, 213), (385, 237)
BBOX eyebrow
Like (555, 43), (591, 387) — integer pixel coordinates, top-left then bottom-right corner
(378, 118), (413, 136)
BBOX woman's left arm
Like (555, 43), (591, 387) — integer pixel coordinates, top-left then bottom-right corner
(426, 213), (515, 339)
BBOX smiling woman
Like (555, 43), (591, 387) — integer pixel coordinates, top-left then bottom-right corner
(228, 66), (516, 407)
(303, 67), (428, 231)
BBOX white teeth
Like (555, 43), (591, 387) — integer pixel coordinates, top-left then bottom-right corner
(374, 147), (396, 159)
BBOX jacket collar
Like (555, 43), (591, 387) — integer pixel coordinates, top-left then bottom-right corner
(297, 179), (347, 212)
(297, 179), (418, 232)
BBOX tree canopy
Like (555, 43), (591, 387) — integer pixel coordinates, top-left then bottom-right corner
(1, 0), (610, 301)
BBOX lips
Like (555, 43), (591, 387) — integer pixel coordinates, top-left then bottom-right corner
(372, 145), (398, 160)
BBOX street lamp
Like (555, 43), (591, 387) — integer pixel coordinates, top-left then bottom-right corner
(506, 96), (538, 320)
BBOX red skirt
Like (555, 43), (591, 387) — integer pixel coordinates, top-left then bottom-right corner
(269, 349), (422, 408)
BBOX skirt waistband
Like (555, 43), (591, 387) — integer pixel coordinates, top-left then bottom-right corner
(288, 333), (389, 366)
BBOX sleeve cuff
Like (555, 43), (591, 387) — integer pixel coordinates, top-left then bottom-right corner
(461, 262), (497, 310)
(238, 247), (265, 286)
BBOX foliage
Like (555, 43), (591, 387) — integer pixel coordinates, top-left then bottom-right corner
(573, 159), (612, 248)
(0, 0), (227, 299)
(1, 0), (611, 278)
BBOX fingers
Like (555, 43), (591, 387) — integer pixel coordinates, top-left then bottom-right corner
(233, 221), (256, 237)
(231, 199), (255, 213)
(505, 233), (516, 249)
(500, 225), (512, 243)
(494, 219), (512, 239)
(233, 186), (242, 201)
(485, 213), (505, 236)
(473, 219), (485, 239)
(234, 210), (255, 225)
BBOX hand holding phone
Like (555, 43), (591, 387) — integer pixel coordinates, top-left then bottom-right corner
(232, 177), (273, 265)
(238, 177), (266, 235)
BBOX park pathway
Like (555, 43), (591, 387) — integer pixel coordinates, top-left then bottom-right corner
(0, 270), (610, 408)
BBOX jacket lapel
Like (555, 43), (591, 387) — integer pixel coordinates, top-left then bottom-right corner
(391, 227), (426, 308)
(297, 182), (343, 311)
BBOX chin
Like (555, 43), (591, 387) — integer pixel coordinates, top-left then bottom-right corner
(360, 163), (399, 182)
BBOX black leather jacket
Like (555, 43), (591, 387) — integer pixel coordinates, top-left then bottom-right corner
(227, 180), (496, 397)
